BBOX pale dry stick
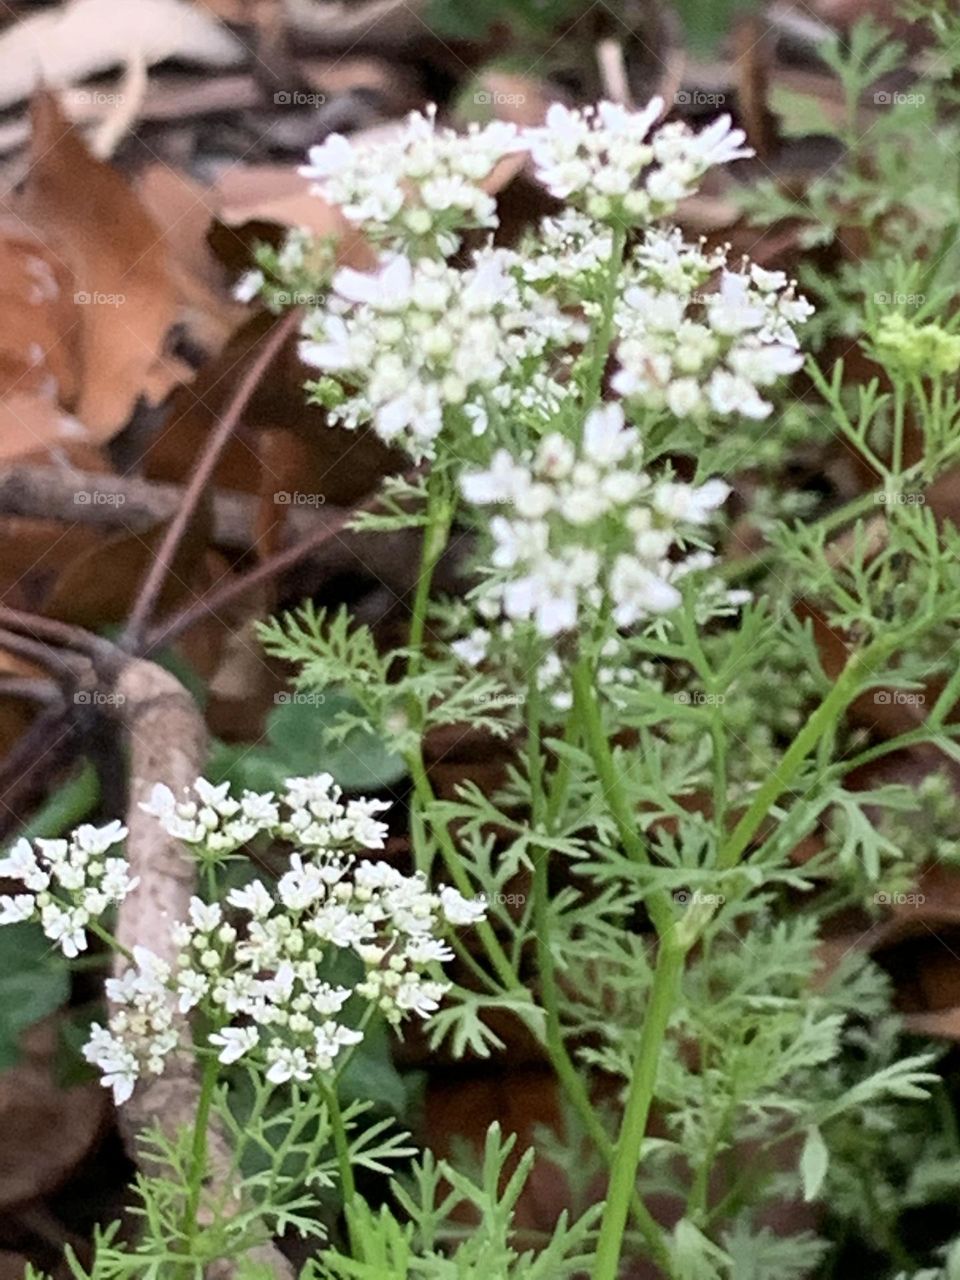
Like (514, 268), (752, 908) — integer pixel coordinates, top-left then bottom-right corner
(0, 463), (352, 550)
(91, 51), (148, 160)
(111, 659), (295, 1280)
(0, 611), (294, 1276)
(596, 38), (633, 108)
(123, 308), (300, 654)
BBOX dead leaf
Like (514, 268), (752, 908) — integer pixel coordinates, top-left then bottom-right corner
(136, 165), (247, 354)
(17, 92), (178, 438)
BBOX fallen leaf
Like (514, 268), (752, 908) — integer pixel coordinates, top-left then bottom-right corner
(17, 92), (178, 439)
(136, 165), (247, 355)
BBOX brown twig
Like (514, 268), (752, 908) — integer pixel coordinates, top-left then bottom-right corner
(144, 467), (420, 654)
(123, 309), (300, 654)
(0, 465), (352, 551)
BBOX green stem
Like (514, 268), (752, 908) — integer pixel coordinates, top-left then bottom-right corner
(326, 1082), (356, 1204)
(721, 486), (885, 585)
(585, 226), (628, 408)
(407, 466), (454, 692)
(179, 1052), (219, 1275)
(527, 671), (671, 1271)
(716, 634), (894, 871)
(592, 939), (687, 1280)
(570, 656), (673, 937)
(407, 751), (516, 990)
(892, 381), (907, 478)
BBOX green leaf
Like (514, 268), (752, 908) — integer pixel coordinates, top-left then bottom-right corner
(800, 1125), (829, 1202)
(0, 923), (69, 1069)
(208, 691), (406, 795)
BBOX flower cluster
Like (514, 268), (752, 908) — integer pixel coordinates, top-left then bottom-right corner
(0, 821), (134, 958)
(301, 107), (524, 256)
(526, 100), (751, 221)
(874, 313), (960, 378)
(300, 249), (585, 457)
(460, 403), (731, 637)
(612, 239), (813, 420)
(140, 772), (390, 856)
(17, 774), (486, 1105)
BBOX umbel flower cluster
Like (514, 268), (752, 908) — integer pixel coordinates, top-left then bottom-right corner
(292, 98), (811, 463)
(461, 404), (732, 637)
(0, 774), (485, 1105)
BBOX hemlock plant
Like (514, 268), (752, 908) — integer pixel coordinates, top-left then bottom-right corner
(13, 69), (960, 1280)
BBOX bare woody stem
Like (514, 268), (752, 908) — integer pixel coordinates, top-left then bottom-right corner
(123, 309), (299, 654)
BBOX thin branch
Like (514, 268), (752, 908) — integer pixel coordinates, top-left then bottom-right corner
(123, 309), (300, 653)
(144, 468), (420, 654)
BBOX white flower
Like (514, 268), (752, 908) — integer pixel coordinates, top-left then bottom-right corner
(0, 839), (49, 891)
(451, 628), (490, 666)
(0, 894), (34, 924)
(210, 1025), (259, 1065)
(439, 886), (487, 926)
(189, 897), (222, 934)
(301, 107), (524, 254)
(613, 247), (811, 423)
(300, 245), (585, 459)
(234, 269), (264, 303)
(228, 880), (274, 919)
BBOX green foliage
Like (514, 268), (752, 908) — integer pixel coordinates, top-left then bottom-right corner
(313, 1122), (600, 1278)
(0, 922), (69, 1069)
(209, 690), (407, 797)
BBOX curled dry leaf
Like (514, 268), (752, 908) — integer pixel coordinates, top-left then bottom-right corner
(0, 219), (90, 464)
(136, 165), (247, 355)
(0, 0), (245, 110)
(17, 92), (178, 440)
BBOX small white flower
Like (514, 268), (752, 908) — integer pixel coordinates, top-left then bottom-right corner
(0, 894), (35, 925)
(228, 880), (275, 919)
(439, 886), (487, 926)
(210, 1025), (259, 1065)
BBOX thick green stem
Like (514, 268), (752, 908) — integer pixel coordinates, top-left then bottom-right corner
(716, 635), (894, 871)
(527, 669), (670, 1270)
(179, 1052), (219, 1275)
(326, 1082), (356, 1204)
(592, 939), (687, 1280)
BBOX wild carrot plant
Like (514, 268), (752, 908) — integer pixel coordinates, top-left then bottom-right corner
(13, 72), (960, 1279)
